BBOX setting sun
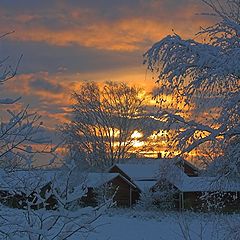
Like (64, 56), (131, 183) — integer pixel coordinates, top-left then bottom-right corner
(131, 131), (143, 139)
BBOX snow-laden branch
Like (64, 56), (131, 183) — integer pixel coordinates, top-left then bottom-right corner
(0, 97), (21, 105)
(144, 34), (239, 95)
(144, 0), (240, 168)
(0, 34), (59, 169)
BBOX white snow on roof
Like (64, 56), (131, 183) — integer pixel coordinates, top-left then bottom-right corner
(176, 177), (240, 192)
(114, 160), (188, 181)
(115, 164), (159, 180)
(116, 157), (199, 170)
(0, 169), (57, 192)
(134, 180), (157, 192)
(85, 173), (119, 188)
(68, 172), (139, 203)
(134, 175), (240, 193)
(85, 172), (138, 189)
(114, 161), (240, 193)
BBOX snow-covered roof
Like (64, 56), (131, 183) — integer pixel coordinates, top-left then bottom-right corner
(0, 167), (139, 191)
(0, 169), (57, 192)
(134, 180), (157, 192)
(176, 177), (240, 192)
(134, 174), (240, 193)
(114, 163), (159, 180)
(115, 157), (198, 170)
(67, 172), (139, 203)
(85, 173), (119, 188)
(116, 159), (240, 192)
(112, 159), (188, 181)
(84, 172), (138, 189)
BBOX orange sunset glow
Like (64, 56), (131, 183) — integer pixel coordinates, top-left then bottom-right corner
(0, 1), (239, 236)
(0, 0), (216, 163)
(0, 1), (213, 123)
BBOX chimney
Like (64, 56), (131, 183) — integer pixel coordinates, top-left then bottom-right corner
(157, 152), (162, 159)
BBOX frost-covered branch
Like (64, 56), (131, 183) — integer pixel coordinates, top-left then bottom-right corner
(144, 0), (240, 168)
(0, 36), (60, 168)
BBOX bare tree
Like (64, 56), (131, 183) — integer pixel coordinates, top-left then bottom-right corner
(60, 81), (146, 169)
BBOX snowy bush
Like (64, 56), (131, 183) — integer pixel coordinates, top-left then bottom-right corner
(137, 180), (179, 211)
(137, 188), (158, 211)
(0, 166), (112, 240)
(95, 183), (116, 206)
(200, 191), (239, 213)
(0, 204), (106, 240)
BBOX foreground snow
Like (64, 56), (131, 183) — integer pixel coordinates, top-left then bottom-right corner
(0, 206), (238, 239)
(83, 209), (238, 240)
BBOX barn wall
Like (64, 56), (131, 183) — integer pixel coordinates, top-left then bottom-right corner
(183, 192), (201, 210)
(111, 176), (139, 206)
(80, 176), (140, 207)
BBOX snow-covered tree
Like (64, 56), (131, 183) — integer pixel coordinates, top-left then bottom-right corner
(0, 45), (58, 168)
(0, 34), (110, 239)
(144, 0), (240, 175)
(137, 180), (178, 211)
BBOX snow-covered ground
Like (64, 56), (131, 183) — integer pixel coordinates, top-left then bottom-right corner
(0, 206), (238, 239)
(82, 209), (238, 240)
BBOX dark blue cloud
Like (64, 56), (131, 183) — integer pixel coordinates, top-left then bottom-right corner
(0, 40), (141, 74)
(0, 0), (55, 10)
(29, 78), (64, 93)
(0, 0), (209, 131)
